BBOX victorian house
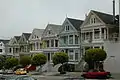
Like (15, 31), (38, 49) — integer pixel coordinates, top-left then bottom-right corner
(59, 17), (84, 64)
(19, 33), (31, 57)
(0, 39), (10, 56)
(29, 28), (44, 56)
(8, 36), (21, 58)
(80, 10), (118, 54)
(41, 24), (62, 62)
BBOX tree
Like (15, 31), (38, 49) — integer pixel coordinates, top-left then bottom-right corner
(20, 56), (31, 67)
(52, 52), (69, 74)
(53, 52), (69, 65)
(84, 48), (107, 71)
(4, 58), (19, 69)
(0, 56), (6, 69)
(31, 53), (47, 66)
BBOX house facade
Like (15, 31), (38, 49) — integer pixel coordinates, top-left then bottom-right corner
(29, 28), (44, 56)
(41, 24), (62, 62)
(59, 18), (83, 64)
(19, 33), (31, 57)
(8, 36), (21, 58)
(80, 10), (117, 54)
(0, 39), (10, 56)
(80, 10), (119, 72)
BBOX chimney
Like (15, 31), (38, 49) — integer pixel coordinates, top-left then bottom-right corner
(113, 0), (115, 23)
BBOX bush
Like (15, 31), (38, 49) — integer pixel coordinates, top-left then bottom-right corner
(52, 52), (69, 65)
(84, 48), (107, 70)
(31, 53), (47, 66)
(20, 56), (31, 67)
(4, 58), (19, 69)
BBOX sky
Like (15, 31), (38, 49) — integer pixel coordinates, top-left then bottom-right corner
(0, 0), (119, 39)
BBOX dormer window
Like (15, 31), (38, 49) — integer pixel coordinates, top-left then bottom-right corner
(48, 31), (51, 34)
(65, 25), (69, 31)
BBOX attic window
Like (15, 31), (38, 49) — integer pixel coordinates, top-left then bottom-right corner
(65, 26), (69, 31)
(90, 17), (96, 24)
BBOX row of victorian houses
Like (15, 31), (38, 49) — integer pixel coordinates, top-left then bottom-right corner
(0, 10), (119, 72)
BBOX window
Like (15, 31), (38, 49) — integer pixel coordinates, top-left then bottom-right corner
(75, 53), (79, 60)
(65, 26), (69, 31)
(9, 48), (11, 53)
(36, 42), (39, 49)
(90, 17), (96, 24)
(69, 35), (73, 44)
(75, 35), (79, 44)
(0, 44), (2, 46)
(47, 40), (49, 47)
(63, 36), (67, 44)
(69, 54), (73, 60)
(94, 46), (99, 48)
(51, 40), (54, 47)
(0, 49), (2, 52)
(102, 46), (104, 49)
(55, 40), (58, 47)
(48, 31), (51, 34)
(94, 29), (100, 39)
(69, 49), (73, 53)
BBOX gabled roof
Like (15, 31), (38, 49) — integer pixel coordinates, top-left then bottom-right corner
(33, 28), (44, 37)
(14, 36), (21, 41)
(91, 10), (114, 24)
(0, 39), (10, 44)
(22, 33), (31, 40)
(42, 24), (62, 37)
(67, 18), (84, 30)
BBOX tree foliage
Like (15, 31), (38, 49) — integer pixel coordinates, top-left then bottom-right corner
(84, 48), (107, 70)
(4, 58), (19, 69)
(31, 53), (47, 66)
(84, 48), (107, 62)
(0, 56), (5, 69)
(52, 52), (69, 65)
(20, 56), (31, 67)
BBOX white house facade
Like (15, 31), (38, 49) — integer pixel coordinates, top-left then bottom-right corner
(29, 28), (44, 55)
(0, 39), (9, 56)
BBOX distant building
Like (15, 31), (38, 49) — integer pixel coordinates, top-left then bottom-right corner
(0, 39), (10, 56)
(29, 28), (44, 56)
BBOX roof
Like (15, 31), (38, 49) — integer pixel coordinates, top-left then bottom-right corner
(0, 39), (10, 44)
(32, 28), (44, 37)
(42, 24), (62, 37)
(14, 36), (21, 41)
(23, 33), (31, 40)
(67, 18), (84, 30)
(91, 10), (114, 24)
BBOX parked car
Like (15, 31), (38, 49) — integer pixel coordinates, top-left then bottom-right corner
(81, 71), (112, 79)
(25, 64), (36, 71)
(14, 68), (27, 75)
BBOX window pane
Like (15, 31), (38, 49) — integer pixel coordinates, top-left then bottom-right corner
(75, 53), (78, 60)
(69, 35), (73, 44)
(75, 35), (78, 44)
(0, 49), (2, 52)
(51, 40), (54, 47)
(69, 54), (73, 60)
(47, 40), (49, 47)
(55, 40), (58, 47)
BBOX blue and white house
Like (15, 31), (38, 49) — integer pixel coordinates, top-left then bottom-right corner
(59, 17), (84, 64)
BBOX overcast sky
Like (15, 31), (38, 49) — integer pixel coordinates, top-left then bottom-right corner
(0, 0), (119, 39)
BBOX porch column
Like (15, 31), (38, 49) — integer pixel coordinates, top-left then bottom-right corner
(54, 39), (55, 47)
(104, 28), (107, 39)
(99, 28), (102, 39)
(92, 29), (94, 40)
(73, 35), (75, 44)
(68, 35), (69, 44)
